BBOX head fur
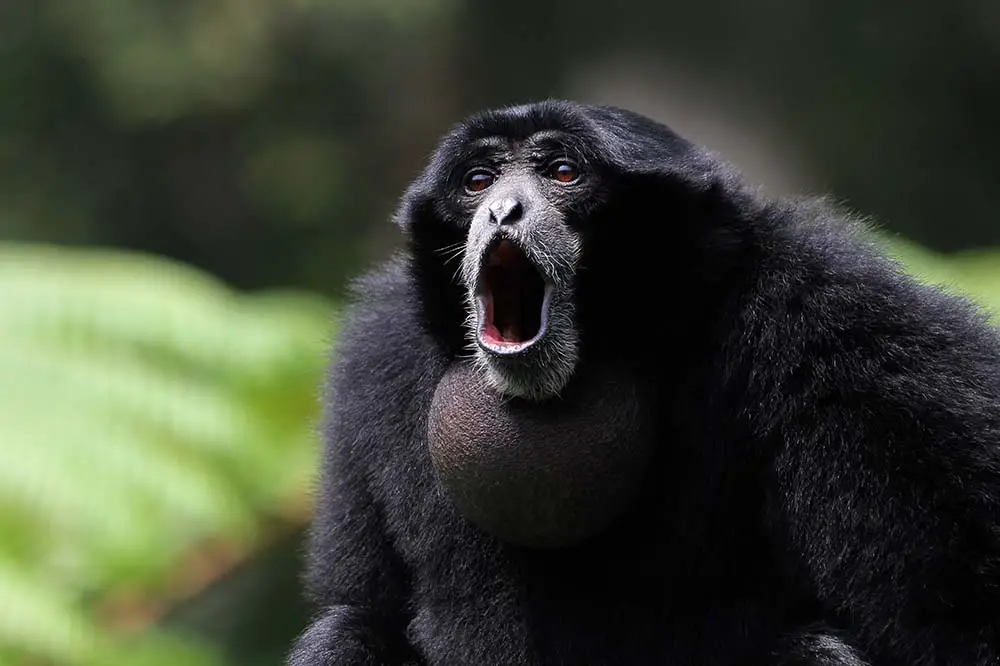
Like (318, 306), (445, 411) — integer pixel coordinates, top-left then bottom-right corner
(395, 100), (734, 401)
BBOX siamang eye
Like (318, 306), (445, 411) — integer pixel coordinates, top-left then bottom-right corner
(548, 160), (580, 183)
(464, 170), (496, 193)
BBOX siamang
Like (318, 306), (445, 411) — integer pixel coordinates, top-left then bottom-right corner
(288, 100), (1000, 665)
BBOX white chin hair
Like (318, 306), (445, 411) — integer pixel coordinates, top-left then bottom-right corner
(472, 332), (579, 403)
(465, 282), (580, 402)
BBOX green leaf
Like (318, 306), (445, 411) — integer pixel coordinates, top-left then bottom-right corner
(0, 242), (333, 665)
(882, 236), (1000, 318)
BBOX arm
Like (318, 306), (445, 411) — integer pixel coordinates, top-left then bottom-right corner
(288, 449), (419, 666)
(287, 407), (420, 666)
(768, 277), (1000, 665)
(289, 266), (428, 666)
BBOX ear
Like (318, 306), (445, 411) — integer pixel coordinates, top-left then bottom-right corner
(392, 131), (465, 234)
(392, 177), (431, 233)
(393, 162), (454, 236)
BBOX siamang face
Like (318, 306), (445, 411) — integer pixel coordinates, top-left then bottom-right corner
(398, 102), (708, 402)
(452, 132), (608, 401)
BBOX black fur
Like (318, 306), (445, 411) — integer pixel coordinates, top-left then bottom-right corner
(288, 101), (1000, 665)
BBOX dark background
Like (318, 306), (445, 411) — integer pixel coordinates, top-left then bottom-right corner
(3, 2), (998, 298)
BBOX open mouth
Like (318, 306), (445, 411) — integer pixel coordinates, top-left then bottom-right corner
(476, 239), (550, 353)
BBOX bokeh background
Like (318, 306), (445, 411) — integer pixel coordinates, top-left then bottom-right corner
(2, 2), (999, 665)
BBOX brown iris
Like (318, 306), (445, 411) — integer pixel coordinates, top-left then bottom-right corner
(465, 170), (495, 193)
(549, 161), (579, 183)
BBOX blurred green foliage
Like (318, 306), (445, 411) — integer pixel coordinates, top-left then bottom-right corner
(884, 239), (1000, 320)
(0, 242), (333, 666)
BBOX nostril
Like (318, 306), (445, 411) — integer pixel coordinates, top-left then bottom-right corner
(488, 198), (523, 225)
